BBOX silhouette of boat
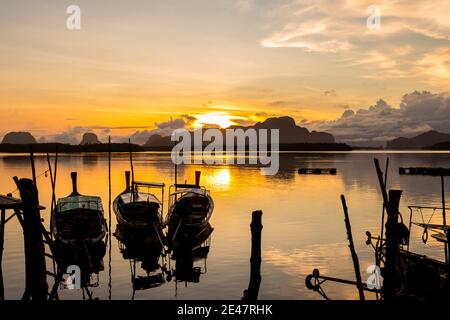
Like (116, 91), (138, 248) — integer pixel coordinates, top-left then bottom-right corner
(51, 172), (107, 246)
(113, 171), (165, 237)
(51, 172), (107, 283)
(166, 183), (214, 246)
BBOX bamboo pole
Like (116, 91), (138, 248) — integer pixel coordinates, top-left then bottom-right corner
(341, 195), (365, 300)
(0, 208), (5, 300)
(242, 210), (263, 301)
(108, 136), (112, 300)
(441, 175), (448, 263)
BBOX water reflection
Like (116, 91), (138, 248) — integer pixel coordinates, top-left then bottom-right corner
(1, 152), (449, 300)
(114, 225), (169, 299)
(113, 222), (213, 298)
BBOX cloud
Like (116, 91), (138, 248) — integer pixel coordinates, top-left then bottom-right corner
(306, 91), (450, 143)
(155, 118), (185, 130)
(323, 90), (336, 97)
(262, 1), (450, 50)
(39, 126), (91, 145)
(129, 118), (189, 145)
(233, 0), (255, 12)
(261, 0), (450, 78)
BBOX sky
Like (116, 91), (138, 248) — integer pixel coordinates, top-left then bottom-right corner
(1, 0), (449, 144)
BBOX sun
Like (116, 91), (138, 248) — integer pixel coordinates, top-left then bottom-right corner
(193, 112), (245, 129)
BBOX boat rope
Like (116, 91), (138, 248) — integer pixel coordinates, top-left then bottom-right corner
(7, 168), (51, 196)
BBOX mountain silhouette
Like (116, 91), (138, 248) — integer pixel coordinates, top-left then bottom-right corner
(386, 130), (450, 150)
(80, 132), (101, 145)
(144, 134), (171, 147)
(238, 116), (335, 144)
(144, 116), (334, 147)
(1, 132), (37, 144)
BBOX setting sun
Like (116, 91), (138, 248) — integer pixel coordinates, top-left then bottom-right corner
(193, 112), (246, 129)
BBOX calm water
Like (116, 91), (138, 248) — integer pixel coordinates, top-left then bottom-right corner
(1, 152), (449, 300)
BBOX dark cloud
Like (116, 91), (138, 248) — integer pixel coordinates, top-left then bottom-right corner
(232, 118), (256, 126)
(268, 101), (289, 107)
(308, 91), (450, 144)
(155, 118), (185, 130)
(39, 126), (91, 144)
(129, 118), (189, 145)
(323, 90), (337, 97)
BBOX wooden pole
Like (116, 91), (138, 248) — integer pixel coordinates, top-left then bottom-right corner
(0, 208), (5, 300)
(195, 171), (201, 186)
(378, 158), (389, 261)
(242, 210), (263, 301)
(13, 177), (48, 301)
(46, 153), (56, 213)
(108, 136), (112, 300)
(341, 195), (365, 300)
(128, 139), (135, 187)
(383, 189), (402, 301)
(441, 175), (448, 263)
(29, 145), (37, 187)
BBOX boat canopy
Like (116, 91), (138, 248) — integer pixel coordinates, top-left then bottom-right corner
(119, 192), (160, 204)
(170, 188), (209, 197)
(57, 195), (102, 213)
(134, 181), (165, 188)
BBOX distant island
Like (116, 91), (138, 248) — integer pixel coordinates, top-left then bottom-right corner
(0, 116), (354, 152)
(386, 130), (450, 150)
(423, 141), (450, 150)
(3, 117), (450, 152)
(0, 142), (352, 153)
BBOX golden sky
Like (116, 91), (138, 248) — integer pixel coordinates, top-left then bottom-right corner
(1, 0), (449, 141)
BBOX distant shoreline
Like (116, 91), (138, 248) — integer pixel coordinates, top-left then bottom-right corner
(0, 142), (353, 153)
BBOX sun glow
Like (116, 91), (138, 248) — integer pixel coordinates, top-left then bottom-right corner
(193, 112), (246, 129)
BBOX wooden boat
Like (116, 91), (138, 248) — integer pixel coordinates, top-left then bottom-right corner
(166, 179), (214, 246)
(113, 171), (165, 235)
(51, 172), (107, 246)
(305, 161), (450, 300)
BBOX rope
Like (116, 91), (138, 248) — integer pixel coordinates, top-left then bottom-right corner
(7, 169), (51, 195)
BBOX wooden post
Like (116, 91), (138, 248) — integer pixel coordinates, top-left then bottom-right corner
(195, 171), (201, 186)
(341, 195), (365, 300)
(441, 176), (448, 263)
(108, 137), (112, 300)
(0, 208), (5, 300)
(242, 210), (263, 301)
(14, 177), (48, 301)
(378, 158), (389, 265)
(29, 145), (37, 187)
(125, 171), (131, 192)
(383, 189), (402, 301)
